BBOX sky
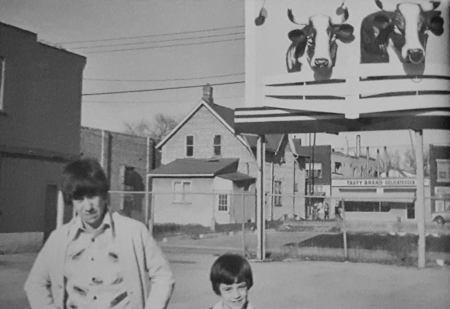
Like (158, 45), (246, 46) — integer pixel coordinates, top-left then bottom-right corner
(1, 0), (449, 153)
(0, 0), (245, 130)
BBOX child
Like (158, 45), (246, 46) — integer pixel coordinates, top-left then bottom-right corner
(209, 253), (255, 309)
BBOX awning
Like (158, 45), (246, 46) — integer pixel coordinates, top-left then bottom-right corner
(217, 172), (255, 182)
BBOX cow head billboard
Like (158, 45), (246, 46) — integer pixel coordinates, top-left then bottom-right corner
(245, 0), (449, 114)
(286, 3), (355, 76)
(361, 0), (444, 64)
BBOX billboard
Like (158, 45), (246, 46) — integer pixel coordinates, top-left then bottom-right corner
(245, 0), (450, 117)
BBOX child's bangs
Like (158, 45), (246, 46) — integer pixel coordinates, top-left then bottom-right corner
(219, 268), (247, 285)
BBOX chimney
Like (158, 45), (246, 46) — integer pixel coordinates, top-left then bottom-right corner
(202, 84), (214, 104)
(356, 134), (361, 157)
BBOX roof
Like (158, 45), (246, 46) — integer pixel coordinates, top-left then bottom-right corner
(156, 100), (241, 149)
(208, 102), (234, 128)
(243, 134), (285, 153)
(217, 172), (255, 182)
(288, 137), (305, 157)
(149, 158), (239, 177)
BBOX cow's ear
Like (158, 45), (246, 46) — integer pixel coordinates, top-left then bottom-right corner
(288, 29), (307, 42)
(427, 13), (444, 35)
(375, 0), (383, 10)
(335, 24), (355, 43)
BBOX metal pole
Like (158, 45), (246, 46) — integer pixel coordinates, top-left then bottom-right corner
(256, 135), (266, 260)
(100, 130), (106, 168)
(242, 192), (246, 257)
(414, 130), (426, 268)
(144, 174), (150, 230)
(56, 190), (64, 228)
(145, 137), (152, 232)
(341, 199), (348, 260)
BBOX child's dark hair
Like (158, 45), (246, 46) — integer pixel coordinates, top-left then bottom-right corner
(61, 158), (109, 205)
(210, 253), (253, 295)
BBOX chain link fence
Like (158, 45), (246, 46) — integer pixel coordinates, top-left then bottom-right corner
(106, 190), (450, 266)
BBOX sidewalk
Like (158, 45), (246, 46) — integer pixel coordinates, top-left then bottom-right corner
(0, 253), (35, 309)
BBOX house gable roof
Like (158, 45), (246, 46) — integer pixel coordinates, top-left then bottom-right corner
(243, 134), (286, 154)
(149, 158), (239, 177)
(156, 99), (239, 149)
(217, 172), (255, 182)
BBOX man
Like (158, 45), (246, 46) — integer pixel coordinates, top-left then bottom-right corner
(24, 158), (174, 309)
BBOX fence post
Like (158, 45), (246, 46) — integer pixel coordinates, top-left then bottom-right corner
(145, 174), (150, 231)
(341, 199), (348, 260)
(211, 192), (216, 232)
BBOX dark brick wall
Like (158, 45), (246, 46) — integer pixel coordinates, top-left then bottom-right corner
(80, 127), (158, 191)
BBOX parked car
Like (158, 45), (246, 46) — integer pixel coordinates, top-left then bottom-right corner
(432, 198), (450, 225)
(432, 210), (450, 225)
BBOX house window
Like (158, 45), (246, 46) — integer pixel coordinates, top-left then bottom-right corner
(173, 181), (191, 203)
(334, 162), (342, 173)
(186, 135), (194, 157)
(218, 194), (228, 211)
(274, 180), (282, 206)
(436, 159), (450, 182)
(0, 56), (5, 111)
(213, 135), (221, 156)
(306, 163), (323, 178)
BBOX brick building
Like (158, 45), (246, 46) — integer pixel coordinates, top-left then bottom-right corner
(80, 127), (159, 221)
(0, 22), (85, 252)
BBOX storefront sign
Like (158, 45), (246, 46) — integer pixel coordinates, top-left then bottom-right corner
(333, 178), (417, 187)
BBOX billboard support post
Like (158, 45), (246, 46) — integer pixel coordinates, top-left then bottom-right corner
(415, 130), (426, 268)
(256, 135), (266, 260)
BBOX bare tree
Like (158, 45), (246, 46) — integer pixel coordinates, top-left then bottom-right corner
(124, 113), (178, 143)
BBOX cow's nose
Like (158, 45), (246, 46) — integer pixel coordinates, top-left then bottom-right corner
(314, 58), (329, 68)
(407, 49), (425, 64)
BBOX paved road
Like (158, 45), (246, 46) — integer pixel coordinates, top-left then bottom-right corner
(1, 249), (450, 309)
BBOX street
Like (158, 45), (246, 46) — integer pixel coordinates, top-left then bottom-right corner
(1, 249), (449, 309)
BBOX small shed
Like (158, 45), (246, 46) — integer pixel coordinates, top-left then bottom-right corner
(149, 158), (255, 227)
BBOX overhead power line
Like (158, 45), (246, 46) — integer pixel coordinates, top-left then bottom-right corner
(82, 80), (244, 96)
(84, 72), (245, 82)
(83, 94), (244, 104)
(71, 31), (244, 50)
(58, 25), (244, 45)
(82, 37), (244, 54)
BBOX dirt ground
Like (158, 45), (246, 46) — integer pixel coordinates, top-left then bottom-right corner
(1, 248), (449, 309)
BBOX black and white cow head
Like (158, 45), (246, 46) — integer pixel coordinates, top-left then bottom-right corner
(286, 3), (355, 73)
(361, 0), (444, 64)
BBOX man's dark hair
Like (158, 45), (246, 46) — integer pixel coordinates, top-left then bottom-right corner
(210, 253), (253, 295)
(61, 158), (109, 205)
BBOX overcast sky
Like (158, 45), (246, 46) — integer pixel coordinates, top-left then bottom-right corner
(1, 0), (448, 151)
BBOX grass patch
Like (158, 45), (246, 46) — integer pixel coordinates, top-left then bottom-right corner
(297, 233), (450, 253)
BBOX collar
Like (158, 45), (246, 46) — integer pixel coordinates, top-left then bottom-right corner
(68, 210), (116, 241)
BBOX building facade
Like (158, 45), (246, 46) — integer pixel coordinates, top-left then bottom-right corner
(429, 144), (450, 223)
(80, 127), (158, 221)
(154, 87), (306, 226)
(0, 22), (85, 252)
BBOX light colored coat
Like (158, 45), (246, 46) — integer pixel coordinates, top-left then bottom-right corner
(24, 212), (175, 309)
